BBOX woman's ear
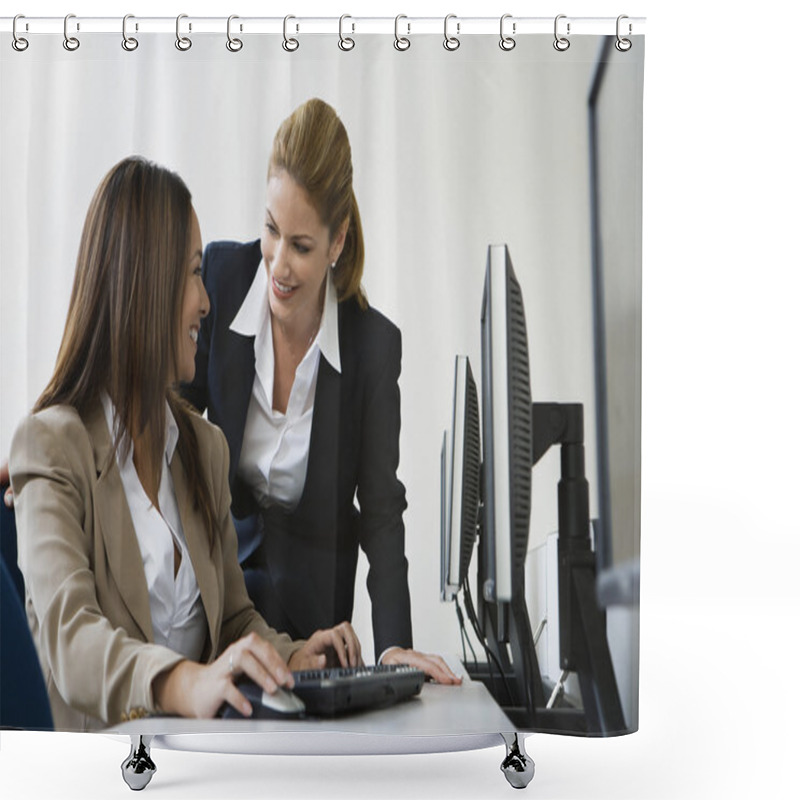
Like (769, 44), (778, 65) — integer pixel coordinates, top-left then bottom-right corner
(330, 217), (349, 264)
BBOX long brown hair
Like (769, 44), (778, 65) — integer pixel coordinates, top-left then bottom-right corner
(36, 156), (216, 546)
(269, 98), (367, 308)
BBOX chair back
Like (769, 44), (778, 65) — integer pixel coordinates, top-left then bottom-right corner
(0, 503), (54, 730)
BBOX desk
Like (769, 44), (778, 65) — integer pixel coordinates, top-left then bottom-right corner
(110, 675), (534, 789)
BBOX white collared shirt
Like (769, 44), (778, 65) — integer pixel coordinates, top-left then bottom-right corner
(231, 261), (341, 510)
(101, 393), (206, 661)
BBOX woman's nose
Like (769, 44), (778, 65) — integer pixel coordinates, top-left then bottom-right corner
(270, 239), (289, 275)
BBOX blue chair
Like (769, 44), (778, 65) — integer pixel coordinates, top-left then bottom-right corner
(0, 500), (53, 730)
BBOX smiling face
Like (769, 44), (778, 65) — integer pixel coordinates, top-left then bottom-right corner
(175, 207), (208, 383)
(261, 169), (347, 335)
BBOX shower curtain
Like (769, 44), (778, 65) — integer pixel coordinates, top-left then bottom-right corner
(0, 11), (644, 791)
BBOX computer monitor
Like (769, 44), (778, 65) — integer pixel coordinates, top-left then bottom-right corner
(440, 356), (481, 602)
(588, 37), (642, 607)
(480, 244), (533, 605)
(441, 242), (626, 735)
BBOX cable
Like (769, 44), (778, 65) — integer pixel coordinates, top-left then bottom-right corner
(462, 576), (514, 702)
(455, 597), (478, 667)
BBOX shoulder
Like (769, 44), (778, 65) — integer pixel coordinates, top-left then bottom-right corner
(10, 405), (94, 479)
(339, 299), (401, 361)
(201, 239), (261, 294)
(13, 405), (88, 446)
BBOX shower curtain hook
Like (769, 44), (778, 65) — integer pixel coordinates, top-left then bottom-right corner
(443, 14), (460, 51)
(499, 14), (516, 51)
(63, 14), (80, 51)
(394, 15), (410, 51)
(338, 14), (355, 51)
(615, 15), (632, 51)
(226, 15), (243, 52)
(12, 14), (29, 51)
(176, 14), (192, 51)
(121, 14), (139, 51)
(283, 15), (299, 52)
(553, 14), (570, 51)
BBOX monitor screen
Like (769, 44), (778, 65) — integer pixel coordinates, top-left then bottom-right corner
(440, 355), (480, 601)
(480, 244), (533, 604)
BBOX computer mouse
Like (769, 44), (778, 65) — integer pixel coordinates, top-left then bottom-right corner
(221, 677), (306, 719)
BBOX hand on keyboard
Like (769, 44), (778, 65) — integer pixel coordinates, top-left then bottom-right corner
(381, 648), (463, 685)
(288, 621), (363, 671)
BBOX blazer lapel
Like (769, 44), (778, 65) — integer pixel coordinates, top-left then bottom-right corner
(169, 453), (221, 653)
(299, 356), (340, 526)
(84, 403), (154, 642)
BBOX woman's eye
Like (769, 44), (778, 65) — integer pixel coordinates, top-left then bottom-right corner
(265, 222), (278, 236)
(294, 243), (309, 254)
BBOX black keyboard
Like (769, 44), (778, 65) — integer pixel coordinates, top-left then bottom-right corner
(291, 664), (425, 717)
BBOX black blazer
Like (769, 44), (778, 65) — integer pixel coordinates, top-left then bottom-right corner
(182, 240), (412, 659)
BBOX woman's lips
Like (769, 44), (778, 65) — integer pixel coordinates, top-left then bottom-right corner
(272, 275), (297, 299)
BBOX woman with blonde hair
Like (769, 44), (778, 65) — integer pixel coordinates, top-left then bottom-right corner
(9, 156), (360, 730)
(183, 99), (459, 683)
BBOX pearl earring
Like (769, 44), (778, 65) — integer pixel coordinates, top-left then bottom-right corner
(330, 261), (337, 270)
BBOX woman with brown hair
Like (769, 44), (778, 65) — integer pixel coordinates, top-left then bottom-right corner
(9, 156), (360, 731)
(183, 99), (458, 683)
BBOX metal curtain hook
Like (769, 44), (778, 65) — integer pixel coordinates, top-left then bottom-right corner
(226, 15), (242, 52)
(394, 14), (410, 51)
(499, 14), (516, 51)
(443, 14), (460, 51)
(12, 14), (29, 51)
(553, 14), (570, 52)
(615, 15), (632, 51)
(338, 14), (355, 51)
(176, 14), (192, 51)
(283, 15), (299, 52)
(122, 14), (138, 51)
(63, 14), (80, 51)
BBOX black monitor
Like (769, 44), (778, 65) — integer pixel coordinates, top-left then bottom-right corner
(480, 245), (533, 605)
(588, 37), (641, 608)
(440, 356), (481, 602)
(441, 243), (627, 735)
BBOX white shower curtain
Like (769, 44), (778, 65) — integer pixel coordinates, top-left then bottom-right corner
(0, 6), (652, 797)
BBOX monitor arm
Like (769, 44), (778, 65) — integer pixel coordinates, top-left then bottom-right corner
(531, 402), (584, 467)
(529, 402), (626, 733)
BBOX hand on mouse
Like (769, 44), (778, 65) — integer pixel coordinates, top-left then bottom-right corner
(153, 632), (294, 719)
(288, 621), (363, 670)
(380, 648), (463, 685)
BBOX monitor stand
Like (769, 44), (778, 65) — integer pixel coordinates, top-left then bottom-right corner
(535, 402), (626, 734)
(465, 402), (626, 735)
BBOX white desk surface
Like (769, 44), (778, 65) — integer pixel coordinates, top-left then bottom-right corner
(109, 674), (518, 756)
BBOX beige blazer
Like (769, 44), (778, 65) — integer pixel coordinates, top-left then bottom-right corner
(9, 400), (303, 731)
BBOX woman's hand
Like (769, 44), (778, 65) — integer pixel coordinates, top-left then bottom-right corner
(288, 621), (363, 670)
(153, 632), (295, 719)
(381, 648), (463, 685)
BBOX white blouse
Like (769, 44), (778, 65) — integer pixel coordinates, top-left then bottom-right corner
(230, 261), (341, 510)
(101, 393), (206, 661)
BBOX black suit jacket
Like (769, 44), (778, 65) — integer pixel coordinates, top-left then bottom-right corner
(182, 240), (412, 659)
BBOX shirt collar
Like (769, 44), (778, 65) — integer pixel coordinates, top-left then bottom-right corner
(317, 268), (341, 373)
(230, 259), (341, 374)
(230, 259), (269, 337)
(100, 391), (179, 465)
